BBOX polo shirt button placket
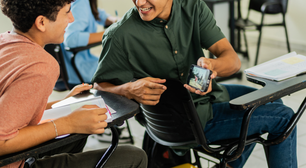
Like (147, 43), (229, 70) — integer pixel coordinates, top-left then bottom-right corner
(181, 73), (184, 76)
(165, 25), (168, 29)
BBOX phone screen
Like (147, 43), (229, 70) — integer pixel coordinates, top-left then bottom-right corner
(187, 65), (212, 92)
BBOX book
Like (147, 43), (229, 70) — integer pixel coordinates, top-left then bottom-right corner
(244, 52), (306, 81)
(41, 93), (115, 123)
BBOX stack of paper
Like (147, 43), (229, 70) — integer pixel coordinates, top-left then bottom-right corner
(244, 52), (306, 81)
(42, 94), (115, 123)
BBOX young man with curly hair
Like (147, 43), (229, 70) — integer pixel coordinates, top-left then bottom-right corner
(0, 0), (147, 168)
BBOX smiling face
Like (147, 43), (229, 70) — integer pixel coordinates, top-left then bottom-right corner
(132, 0), (173, 21)
(45, 3), (74, 44)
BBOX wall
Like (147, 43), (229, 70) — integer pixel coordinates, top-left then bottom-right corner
(0, 0), (134, 33)
(0, 11), (12, 33)
(98, 0), (134, 17)
(0, 0), (305, 49)
(240, 0), (306, 49)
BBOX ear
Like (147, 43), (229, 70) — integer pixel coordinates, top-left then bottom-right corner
(34, 15), (47, 32)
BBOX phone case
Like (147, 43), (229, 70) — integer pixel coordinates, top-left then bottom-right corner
(186, 64), (212, 92)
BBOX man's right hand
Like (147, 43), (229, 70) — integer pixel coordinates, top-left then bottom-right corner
(64, 105), (108, 135)
(126, 77), (167, 105)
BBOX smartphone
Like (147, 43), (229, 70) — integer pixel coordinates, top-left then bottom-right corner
(186, 64), (212, 92)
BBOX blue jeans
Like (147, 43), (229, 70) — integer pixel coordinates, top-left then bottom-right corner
(203, 84), (297, 168)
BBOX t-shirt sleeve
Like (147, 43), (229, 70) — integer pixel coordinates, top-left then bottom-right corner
(0, 61), (57, 141)
(198, 1), (225, 49)
(91, 34), (134, 85)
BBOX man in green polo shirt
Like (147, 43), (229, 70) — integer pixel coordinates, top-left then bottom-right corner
(92, 0), (297, 167)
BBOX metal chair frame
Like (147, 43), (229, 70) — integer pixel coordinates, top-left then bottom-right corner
(235, 0), (291, 65)
(140, 79), (306, 168)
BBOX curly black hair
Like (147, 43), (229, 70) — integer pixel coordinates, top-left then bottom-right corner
(1, 0), (74, 33)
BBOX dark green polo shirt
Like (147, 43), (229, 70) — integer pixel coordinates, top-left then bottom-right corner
(92, 0), (230, 129)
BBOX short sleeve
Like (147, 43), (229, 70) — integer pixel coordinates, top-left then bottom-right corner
(198, 1), (225, 49)
(91, 34), (134, 85)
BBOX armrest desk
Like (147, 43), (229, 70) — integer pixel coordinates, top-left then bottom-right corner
(0, 90), (140, 167)
(226, 74), (306, 161)
(230, 74), (306, 110)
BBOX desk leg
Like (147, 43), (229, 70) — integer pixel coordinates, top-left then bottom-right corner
(224, 105), (258, 162)
(265, 96), (306, 146)
(95, 127), (119, 168)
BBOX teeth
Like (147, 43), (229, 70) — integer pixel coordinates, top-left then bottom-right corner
(140, 7), (151, 11)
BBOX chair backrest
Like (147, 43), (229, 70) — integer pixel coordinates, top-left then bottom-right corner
(249, 0), (288, 14)
(44, 44), (71, 90)
(140, 79), (208, 148)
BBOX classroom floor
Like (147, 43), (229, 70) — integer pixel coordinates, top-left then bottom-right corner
(48, 37), (306, 168)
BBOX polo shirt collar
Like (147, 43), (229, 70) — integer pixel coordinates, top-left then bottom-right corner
(146, 1), (176, 28)
(149, 17), (168, 27)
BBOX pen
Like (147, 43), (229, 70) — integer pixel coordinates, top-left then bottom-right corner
(115, 10), (118, 23)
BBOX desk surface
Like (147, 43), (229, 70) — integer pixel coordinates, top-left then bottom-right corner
(0, 90), (140, 167)
(230, 74), (306, 110)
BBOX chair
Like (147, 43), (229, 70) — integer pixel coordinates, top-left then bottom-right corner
(64, 42), (102, 85)
(0, 127), (119, 168)
(235, 0), (291, 65)
(45, 44), (71, 90)
(44, 42), (102, 91)
(139, 78), (306, 168)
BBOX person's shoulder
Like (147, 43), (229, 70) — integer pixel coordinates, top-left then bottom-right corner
(0, 32), (33, 45)
(71, 0), (89, 6)
(21, 47), (59, 84)
(0, 33), (43, 60)
(70, 0), (91, 14)
(2, 34), (58, 69)
(29, 46), (58, 69)
(177, 0), (202, 7)
(103, 7), (142, 40)
(0, 38), (58, 80)
(173, 0), (205, 15)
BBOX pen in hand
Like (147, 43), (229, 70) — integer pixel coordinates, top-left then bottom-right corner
(115, 10), (118, 22)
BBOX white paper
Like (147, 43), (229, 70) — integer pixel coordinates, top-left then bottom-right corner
(42, 95), (115, 123)
(244, 52), (306, 81)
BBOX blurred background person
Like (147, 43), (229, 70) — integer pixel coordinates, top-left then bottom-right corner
(61, 0), (118, 89)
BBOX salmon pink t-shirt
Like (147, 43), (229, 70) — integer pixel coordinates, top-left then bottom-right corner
(0, 32), (59, 168)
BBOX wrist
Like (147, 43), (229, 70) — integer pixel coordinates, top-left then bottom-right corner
(54, 117), (73, 135)
(208, 58), (216, 71)
(122, 82), (133, 99)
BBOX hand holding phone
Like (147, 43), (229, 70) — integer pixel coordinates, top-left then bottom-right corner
(186, 64), (212, 92)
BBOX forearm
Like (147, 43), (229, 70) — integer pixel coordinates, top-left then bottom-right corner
(93, 78), (167, 106)
(0, 117), (71, 156)
(208, 38), (241, 77)
(210, 50), (241, 77)
(88, 32), (104, 45)
(94, 82), (132, 99)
